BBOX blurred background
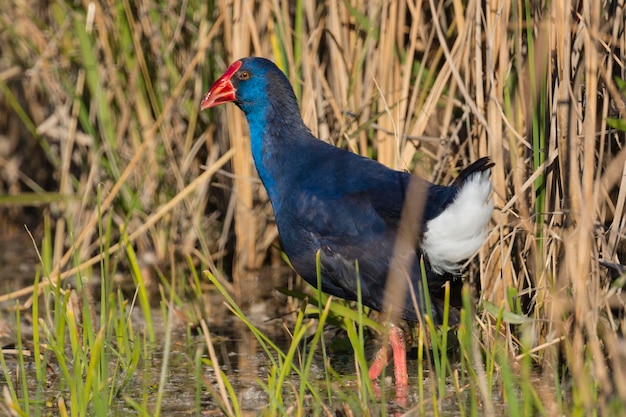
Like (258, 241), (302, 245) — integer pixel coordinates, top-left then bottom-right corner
(0, 0), (625, 413)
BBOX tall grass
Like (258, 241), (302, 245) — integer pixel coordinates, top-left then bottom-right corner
(1, 0), (625, 415)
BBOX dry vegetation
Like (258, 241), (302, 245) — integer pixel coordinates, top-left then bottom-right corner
(1, 0), (625, 415)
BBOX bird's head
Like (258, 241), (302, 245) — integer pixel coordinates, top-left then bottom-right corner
(201, 57), (299, 119)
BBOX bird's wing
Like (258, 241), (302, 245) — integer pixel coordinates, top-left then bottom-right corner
(293, 185), (453, 321)
(291, 183), (407, 304)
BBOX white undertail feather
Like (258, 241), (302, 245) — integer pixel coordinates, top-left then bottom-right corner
(422, 171), (493, 275)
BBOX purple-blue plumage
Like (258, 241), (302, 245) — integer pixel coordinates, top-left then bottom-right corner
(201, 57), (494, 324)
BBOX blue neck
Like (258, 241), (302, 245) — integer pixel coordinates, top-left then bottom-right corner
(247, 114), (278, 200)
(238, 93), (311, 207)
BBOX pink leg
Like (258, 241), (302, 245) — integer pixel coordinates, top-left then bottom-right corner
(367, 324), (408, 406)
(368, 343), (389, 381)
(390, 325), (408, 405)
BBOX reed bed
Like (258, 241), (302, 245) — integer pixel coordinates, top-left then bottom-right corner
(0, 0), (625, 415)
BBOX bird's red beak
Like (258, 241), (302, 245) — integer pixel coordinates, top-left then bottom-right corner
(200, 61), (242, 110)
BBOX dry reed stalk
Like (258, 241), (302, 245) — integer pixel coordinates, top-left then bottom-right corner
(219, 0), (258, 306)
(375, 1), (401, 169)
(483, 0), (515, 314)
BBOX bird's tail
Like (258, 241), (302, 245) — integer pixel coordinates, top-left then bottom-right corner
(453, 157), (495, 187)
(422, 157), (494, 275)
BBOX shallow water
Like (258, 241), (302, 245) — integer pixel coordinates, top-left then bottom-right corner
(0, 233), (523, 416)
(0, 302), (468, 416)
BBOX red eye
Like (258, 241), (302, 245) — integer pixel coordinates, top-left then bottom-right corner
(238, 71), (250, 80)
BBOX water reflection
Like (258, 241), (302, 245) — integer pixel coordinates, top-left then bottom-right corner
(234, 318), (263, 413)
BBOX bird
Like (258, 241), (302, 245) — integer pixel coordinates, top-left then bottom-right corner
(201, 57), (493, 400)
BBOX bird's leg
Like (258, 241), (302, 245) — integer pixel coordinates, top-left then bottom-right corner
(367, 343), (390, 382)
(389, 325), (408, 400)
(368, 324), (408, 406)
